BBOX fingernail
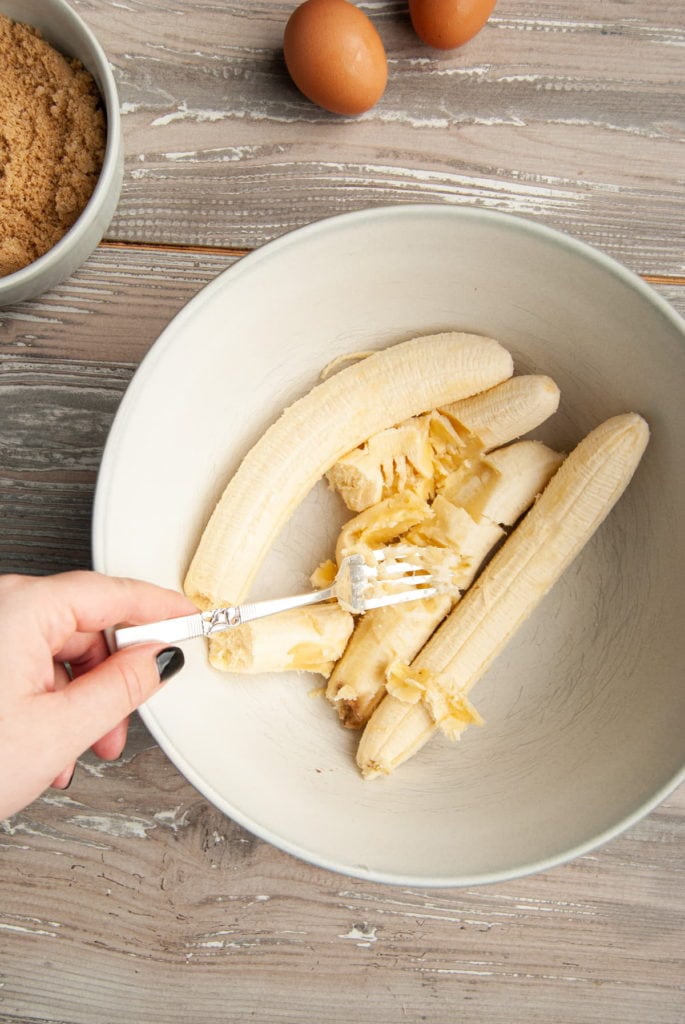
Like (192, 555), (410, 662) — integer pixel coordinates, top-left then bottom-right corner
(156, 646), (185, 683)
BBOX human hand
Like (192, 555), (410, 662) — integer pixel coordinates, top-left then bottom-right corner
(0, 571), (196, 820)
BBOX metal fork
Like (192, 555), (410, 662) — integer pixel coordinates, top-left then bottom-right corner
(113, 550), (438, 649)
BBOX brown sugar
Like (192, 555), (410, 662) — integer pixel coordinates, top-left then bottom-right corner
(0, 14), (106, 277)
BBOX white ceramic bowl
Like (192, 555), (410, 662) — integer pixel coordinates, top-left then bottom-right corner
(93, 206), (685, 887)
(0, 0), (123, 306)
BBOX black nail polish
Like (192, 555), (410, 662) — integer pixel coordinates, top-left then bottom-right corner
(156, 646), (185, 683)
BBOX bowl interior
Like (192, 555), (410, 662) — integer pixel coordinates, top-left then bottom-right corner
(93, 206), (685, 886)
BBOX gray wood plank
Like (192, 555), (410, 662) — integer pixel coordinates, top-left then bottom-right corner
(69, 0), (685, 274)
(0, 246), (238, 573)
(0, 713), (682, 1023)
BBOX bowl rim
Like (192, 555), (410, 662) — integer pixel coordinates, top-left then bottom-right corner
(0, 0), (122, 293)
(92, 203), (685, 887)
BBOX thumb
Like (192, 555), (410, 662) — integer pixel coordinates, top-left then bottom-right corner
(52, 645), (185, 762)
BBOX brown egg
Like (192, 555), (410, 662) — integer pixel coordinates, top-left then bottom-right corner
(409, 0), (497, 50)
(283, 0), (387, 116)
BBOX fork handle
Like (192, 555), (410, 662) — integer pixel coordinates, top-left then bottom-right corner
(113, 612), (206, 649)
(231, 585), (334, 626)
(113, 586), (335, 649)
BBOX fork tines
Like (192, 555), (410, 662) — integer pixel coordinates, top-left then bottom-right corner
(363, 547), (438, 610)
(363, 586), (438, 611)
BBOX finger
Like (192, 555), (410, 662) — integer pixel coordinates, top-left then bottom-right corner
(90, 717), (129, 761)
(55, 630), (110, 672)
(57, 640), (130, 763)
(51, 696), (130, 785)
(48, 644), (185, 762)
(54, 572), (197, 633)
(0, 572), (196, 658)
(50, 665), (76, 788)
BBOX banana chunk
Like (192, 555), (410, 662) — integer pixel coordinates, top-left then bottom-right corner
(325, 375), (560, 514)
(328, 439), (562, 728)
(209, 604), (354, 678)
(357, 413), (649, 778)
(441, 374), (560, 452)
(326, 595), (453, 728)
(325, 417), (435, 512)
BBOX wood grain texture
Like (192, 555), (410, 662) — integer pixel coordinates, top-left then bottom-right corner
(0, 717), (683, 1024)
(0, 1), (683, 1020)
(0, 246), (238, 574)
(66, 0), (685, 274)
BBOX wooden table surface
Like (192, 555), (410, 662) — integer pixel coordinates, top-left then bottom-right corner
(1, 2), (683, 1021)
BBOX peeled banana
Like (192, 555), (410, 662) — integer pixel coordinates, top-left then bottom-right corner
(321, 377), (561, 724)
(327, 439), (563, 727)
(183, 323), (646, 787)
(207, 375), (560, 683)
(184, 332), (513, 610)
(357, 413), (649, 778)
(325, 416), (435, 512)
(326, 374), (560, 514)
(441, 374), (560, 452)
(208, 603), (354, 677)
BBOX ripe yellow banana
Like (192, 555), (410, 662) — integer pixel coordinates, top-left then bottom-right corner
(208, 603), (354, 677)
(357, 413), (649, 778)
(184, 332), (513, 609)
(441, 374), (560, 452)
(325, 416), (435, 512)
(325, 595), (453, 727)
(326, 375), (560, 513)
(440, 440), (565, 526)
(328, 439), (563, 727)
(211, 377), (561, 684)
